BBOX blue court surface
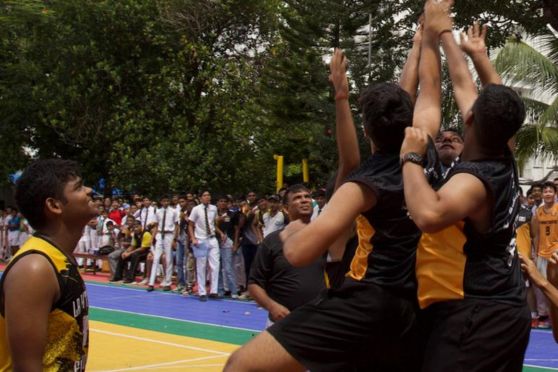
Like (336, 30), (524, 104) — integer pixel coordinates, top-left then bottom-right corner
(86, 282), (558, 371)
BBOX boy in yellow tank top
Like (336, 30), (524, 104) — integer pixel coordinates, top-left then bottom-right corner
(531, 181), (558, 328)
(0, 159), (98, 371)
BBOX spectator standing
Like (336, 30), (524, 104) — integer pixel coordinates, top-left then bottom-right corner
(216, 196), (238, 298)
(188, 191), (220, 301)
(147, 196), (178, 291)
(262, 195), (285, 238)
(135, 197), (156, 231)
(6, 208), (21, 258)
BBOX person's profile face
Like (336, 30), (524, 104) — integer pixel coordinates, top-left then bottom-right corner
(59, 177), (98, 225)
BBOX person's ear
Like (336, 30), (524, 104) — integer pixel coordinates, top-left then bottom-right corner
(45, 197), (63, 217)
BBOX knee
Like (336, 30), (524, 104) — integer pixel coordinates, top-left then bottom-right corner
(224, 349), (248, 372)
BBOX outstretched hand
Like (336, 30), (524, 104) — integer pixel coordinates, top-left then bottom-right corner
(329, 48), (349, 100)
(423, 0), (453, 35)
(460, 21), (488, 56)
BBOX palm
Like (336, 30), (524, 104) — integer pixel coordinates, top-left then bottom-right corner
(461, 38), (485, 55)
(495, 32), (558, 167)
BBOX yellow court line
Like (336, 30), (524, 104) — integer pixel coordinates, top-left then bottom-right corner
(88, 320), (238, 372)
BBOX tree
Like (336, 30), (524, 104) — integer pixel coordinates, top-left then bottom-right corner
(495, 32), (558, 167)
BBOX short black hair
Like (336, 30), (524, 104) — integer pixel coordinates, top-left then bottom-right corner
(542, 181), (557, 192)
(15, 159), (81, 230)
(359, 82), (413, 154)
(283, 184), (310, 205)
(472, 84), (525, 149)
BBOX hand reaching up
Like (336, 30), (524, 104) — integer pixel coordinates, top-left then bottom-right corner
(460, 21), (489, 57)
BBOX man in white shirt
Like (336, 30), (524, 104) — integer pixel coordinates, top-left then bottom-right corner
(134, 196), (157, 231)
(147, 195), (178, 292)
(262, 195), (285, 238)
(188, 191), (221, 301)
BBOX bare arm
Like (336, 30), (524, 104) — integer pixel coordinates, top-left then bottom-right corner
(281, 182), (376, 267)
(413, 18), (443, 139)
(188, 220), (198, 246)
(4, 254), (60, 372)
(460, 22), (502, 86)
(329, 49), (360, 190)
(399, 23), (423, 104)
(401, 127), (487, 232)
(520, 253), (558, 342)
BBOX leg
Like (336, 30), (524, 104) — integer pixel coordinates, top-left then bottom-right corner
(224, 331), (305, 372)
(175, 240), (186, 288)
(108, 248), (124, 280)
(196, 241), (208, 297)
(233, 247), (246, 292)
(148, 244), (163, 287)
(162, 235), (174, 287)
(186, 243), (196, 290)
(222, 239), (238, 295)
(207, 237), (220, 295)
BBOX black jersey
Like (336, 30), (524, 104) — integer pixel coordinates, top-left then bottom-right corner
(417, 154), (525, 308)
(0, 234), (89, 371)
(345, 140), (441, 295)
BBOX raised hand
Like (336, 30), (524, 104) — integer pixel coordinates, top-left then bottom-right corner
(329, 48), (349, 100)
(400, 127), (429, 158)
(460, 21), (488, 56)
(423, 0), (453, 35)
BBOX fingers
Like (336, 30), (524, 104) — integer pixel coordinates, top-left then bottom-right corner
(480, 24), (488, 40)
(473, 20), (480, 37)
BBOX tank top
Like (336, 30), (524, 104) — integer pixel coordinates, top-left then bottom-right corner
(0, 234), (89, 371)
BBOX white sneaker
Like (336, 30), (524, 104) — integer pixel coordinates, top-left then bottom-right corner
(231, 294), (239, 299)
(138, 278), (148, 285)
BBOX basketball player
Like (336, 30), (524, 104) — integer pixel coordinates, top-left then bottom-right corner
(0, 159), (97, 371)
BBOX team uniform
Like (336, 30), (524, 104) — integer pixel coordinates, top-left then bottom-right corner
(534, 203), (558, 278)
(417, 155), (530, 372)
(267, 143), (441, 371)
(0, 234), (89, 371)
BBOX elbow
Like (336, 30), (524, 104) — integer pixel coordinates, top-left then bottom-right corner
(411, 212), (445, 234)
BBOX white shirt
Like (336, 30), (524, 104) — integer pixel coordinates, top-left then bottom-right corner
(134, 206), (157, 228)
(263, 211), (285, 237)
(189, 203), (218, 240)
(156, 206), (178, 233)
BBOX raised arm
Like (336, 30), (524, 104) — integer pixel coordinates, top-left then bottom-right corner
(438, 11), (478, 121)
(412, 2), (444, 140)
(460, 22), (502, 86)
(399, 20), (423, 104)
(329, 49), (360, 190)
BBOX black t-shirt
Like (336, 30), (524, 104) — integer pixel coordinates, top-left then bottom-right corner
(447, 155), (525, 303)
(248, 230), (326, 319)
(344, 140), (441, 294)
(219, 210), (237, 240)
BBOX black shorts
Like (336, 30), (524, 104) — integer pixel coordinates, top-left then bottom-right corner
(419, 299), (530, 372)
(267, 279), (420, 372)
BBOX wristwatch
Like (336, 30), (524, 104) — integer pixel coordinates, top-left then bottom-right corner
(400, 152), (424, 167)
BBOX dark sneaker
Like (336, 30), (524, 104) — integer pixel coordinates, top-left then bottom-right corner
(209, 293), (220, 299)
(146, 286), (154, 292)
(163, 286), (171, 291)
(199, 295), (208, 302)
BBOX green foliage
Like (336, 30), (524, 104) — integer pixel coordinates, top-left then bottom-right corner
(0, 0), (551, 193)
(495, 33), (558, 166)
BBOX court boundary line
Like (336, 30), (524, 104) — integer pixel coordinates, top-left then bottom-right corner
(93, 354), (226, 372)
(91, 305), (262, 333)
(91, 328), (230, 355)
(523, 364), (558, 371)
(86, 282), (243, 304)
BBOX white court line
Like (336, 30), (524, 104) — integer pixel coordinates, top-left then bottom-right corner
(91, 329), (229, 356)
(523, 364), (558, 371)
(525, 359), (558, 362)
(91, 305), (262, 333)
(93, 355), (226, 372)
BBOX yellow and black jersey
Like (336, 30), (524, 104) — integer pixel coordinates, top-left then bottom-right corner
(514, 205), (532, 258)
(535, 204), (558, 258)
(0, 234), (89, 371)
(416, 157), (525, 309)
(346, 140), (442, 295)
